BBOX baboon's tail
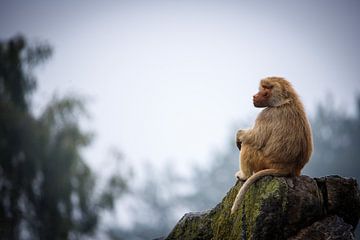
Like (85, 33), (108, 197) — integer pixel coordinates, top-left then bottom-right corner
(231, 169), (289, 214)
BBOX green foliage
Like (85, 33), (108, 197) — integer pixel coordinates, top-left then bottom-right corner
(0, 35), (51, 111)
(0, 35), (128, 239)
(98, 149), (130, 211)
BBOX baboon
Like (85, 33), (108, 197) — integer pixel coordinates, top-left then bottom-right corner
(231, 77), (313, 214)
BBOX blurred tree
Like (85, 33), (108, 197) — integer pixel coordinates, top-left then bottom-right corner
(108, 163), (185, 240)
(304, 97), (360, 181)
(0, 35), (128, 239)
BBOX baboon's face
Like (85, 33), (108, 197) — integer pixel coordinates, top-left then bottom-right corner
(253, 84), (272, 108)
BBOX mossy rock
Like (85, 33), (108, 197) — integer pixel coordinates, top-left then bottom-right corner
(165, 175), (360, 240)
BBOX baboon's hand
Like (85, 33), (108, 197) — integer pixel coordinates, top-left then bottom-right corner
(236, 130), (245, 150)
(236, 140), (242, 150)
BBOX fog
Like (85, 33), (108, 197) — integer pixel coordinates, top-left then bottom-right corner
(1, 0), (360, 239)
(1, 0), (359, 172)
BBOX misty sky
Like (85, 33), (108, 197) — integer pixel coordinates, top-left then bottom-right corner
(1, 0), (360, 174)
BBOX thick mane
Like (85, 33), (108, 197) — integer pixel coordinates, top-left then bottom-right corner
(261, 76), (304, 108)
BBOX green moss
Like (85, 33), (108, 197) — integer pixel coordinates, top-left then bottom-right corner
(243, 177), (287, 239)
(211, 177), (288, 240)
(211, 180), (243, 240)
(166, 211), (213, 240)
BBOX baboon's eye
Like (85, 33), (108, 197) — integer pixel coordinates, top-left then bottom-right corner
(262, 84), (273, 90)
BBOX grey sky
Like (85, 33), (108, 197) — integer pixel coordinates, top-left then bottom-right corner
(1, 0), (360, 174)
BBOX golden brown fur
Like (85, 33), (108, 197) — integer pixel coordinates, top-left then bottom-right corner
(231, 77), (313, 214)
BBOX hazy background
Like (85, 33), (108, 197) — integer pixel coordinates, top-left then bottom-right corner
(1, 0), (360, 239)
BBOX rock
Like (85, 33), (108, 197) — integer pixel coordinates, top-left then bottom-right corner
(165, 211), (213, 239)
(165, 175), (360, 240)
(288, 215), (354, 240)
